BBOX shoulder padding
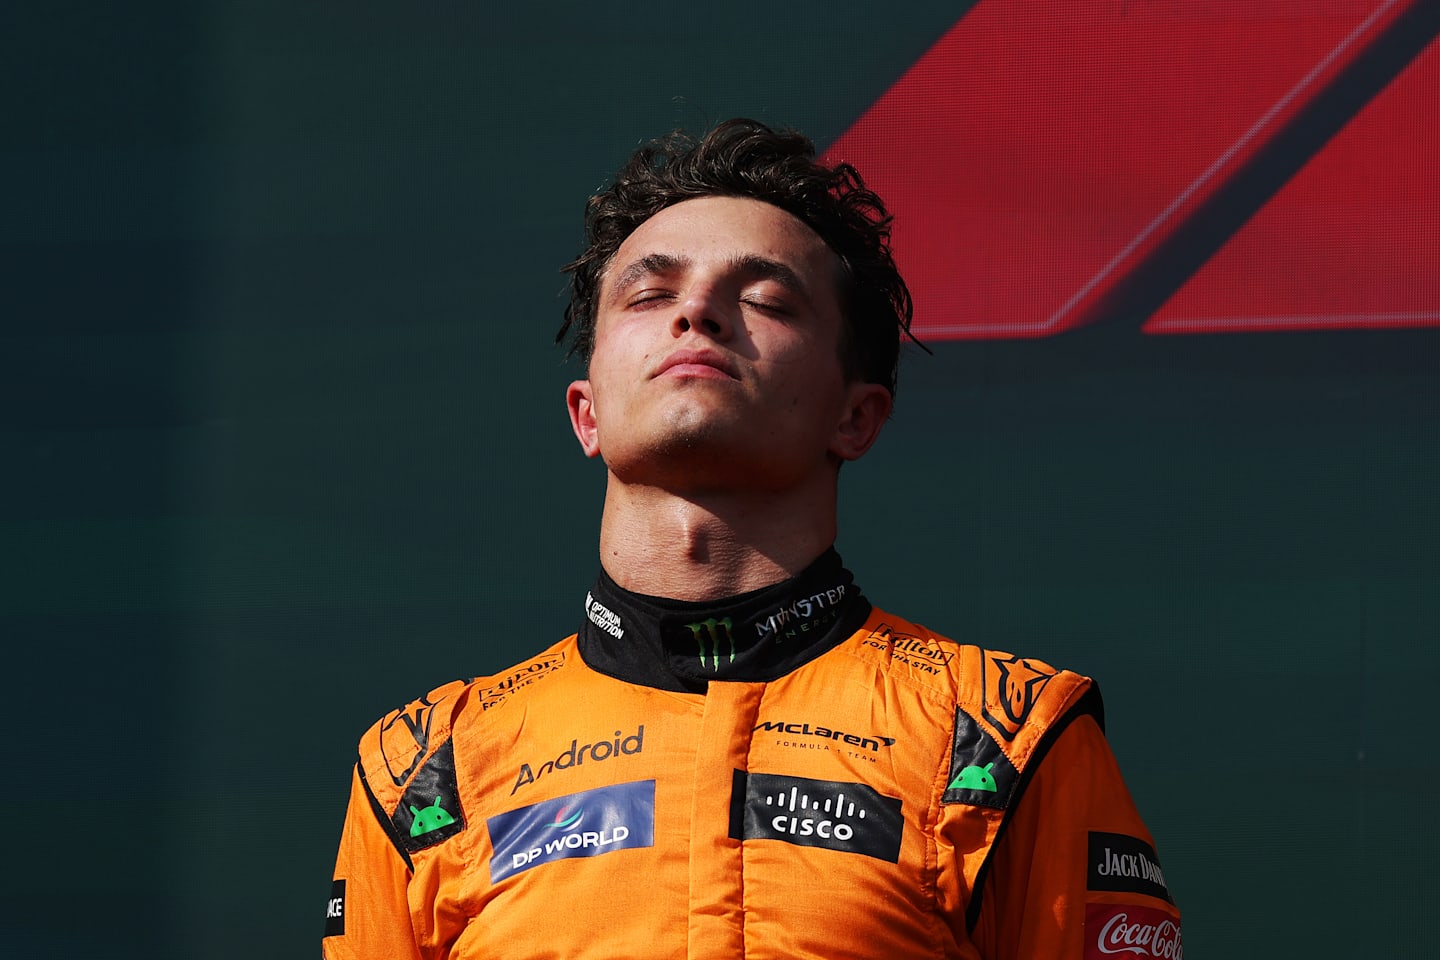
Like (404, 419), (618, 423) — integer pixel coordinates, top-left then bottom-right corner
(358, 677), (471, 806)
(856, 613), (1102, 809)
(942, 644), (1100, 810)
(354, 641), (577, 825)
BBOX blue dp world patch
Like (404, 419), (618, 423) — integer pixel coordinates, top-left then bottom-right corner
(487, 780), (655, 884)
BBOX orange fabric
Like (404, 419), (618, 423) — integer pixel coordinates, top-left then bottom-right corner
(325, 609), (1179, 959)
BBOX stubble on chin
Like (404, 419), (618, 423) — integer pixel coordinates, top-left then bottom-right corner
(605, 399), (745, 487)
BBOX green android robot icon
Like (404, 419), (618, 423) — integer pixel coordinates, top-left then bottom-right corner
(948, 762), (998, 793)
(409, 796), (457, 837)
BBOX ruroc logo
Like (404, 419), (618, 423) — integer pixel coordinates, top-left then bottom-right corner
(478, 652), (565, 712)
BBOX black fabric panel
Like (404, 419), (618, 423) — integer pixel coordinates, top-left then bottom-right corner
(357, 759), (414, 872)
(964, 683), (1106, 933)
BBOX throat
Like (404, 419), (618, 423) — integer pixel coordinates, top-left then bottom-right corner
(598, 488), (839, 601)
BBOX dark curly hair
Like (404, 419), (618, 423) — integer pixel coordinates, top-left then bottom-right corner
(557, 118), (917, 396)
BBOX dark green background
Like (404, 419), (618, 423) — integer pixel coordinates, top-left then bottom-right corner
(4, 3), (1436, 956)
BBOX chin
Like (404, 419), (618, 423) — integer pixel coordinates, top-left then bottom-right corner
(606, 430), (740, 483)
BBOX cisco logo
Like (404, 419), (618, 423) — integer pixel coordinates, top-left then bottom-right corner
(728, 771), (903, 862)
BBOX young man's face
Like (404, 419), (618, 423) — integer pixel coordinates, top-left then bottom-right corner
(566, 195), (890, 494)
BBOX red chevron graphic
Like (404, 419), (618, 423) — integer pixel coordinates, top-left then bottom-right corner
(823, 0), (1438, 339)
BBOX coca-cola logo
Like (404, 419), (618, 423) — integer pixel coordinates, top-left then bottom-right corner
(1086, 904), (1183, 960)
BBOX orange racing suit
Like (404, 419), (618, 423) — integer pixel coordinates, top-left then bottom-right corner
(324, 551), (1181, 958)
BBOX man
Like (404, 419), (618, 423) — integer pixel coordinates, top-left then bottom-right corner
(324, 119), (1181, 959)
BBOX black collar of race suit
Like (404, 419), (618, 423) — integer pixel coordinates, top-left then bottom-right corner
(576, 548), (872, 693)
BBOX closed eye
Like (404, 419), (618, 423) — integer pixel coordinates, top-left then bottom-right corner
(627, 289), (676, 309)
(741, 296), (794, 317)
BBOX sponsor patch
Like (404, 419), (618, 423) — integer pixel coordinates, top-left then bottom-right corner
(728, 771), (903, 862)
(390, 738), (465, 852)
(750, 581), (849, 644)
(942, 708), (1017, 808)
(477, 652), (565, 712)
(512, 726), (645, 795)
(488, 780), (655, 884)
(1088, 832), (1173, 904)
(1085, 902), (1184, 959)
(982, 650), (1056, 741)
(585, 591), (625, 639)
(687, 617), (736, 670)
(323, 879), (345, 937)
(753, 719), (895, 756)
(861, 623), (956, 676)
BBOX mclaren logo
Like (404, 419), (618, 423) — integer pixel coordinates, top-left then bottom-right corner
(754, 720), (896, 752)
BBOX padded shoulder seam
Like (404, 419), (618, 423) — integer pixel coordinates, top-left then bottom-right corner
(963, 685), (1107, 932)
(357, 758), (414, 871)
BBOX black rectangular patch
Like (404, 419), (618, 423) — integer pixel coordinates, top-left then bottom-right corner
(728, 771), (903, 862)
(391, 738), (466, 852)
(324, 879), (346, 937)
(942, 707), (1017, 809)
(1087, 831), (1173, 903)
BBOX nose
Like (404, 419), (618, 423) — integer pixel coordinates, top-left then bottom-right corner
(671, 283), (733, 341)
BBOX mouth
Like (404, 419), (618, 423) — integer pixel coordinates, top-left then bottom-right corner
(653, 349), (739, 381)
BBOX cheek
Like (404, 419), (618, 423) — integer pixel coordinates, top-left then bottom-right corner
(591, 322), (659, 374)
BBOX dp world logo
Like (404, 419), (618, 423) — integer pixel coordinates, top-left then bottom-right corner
(687, 617), (735, 670)
(545, 803), (583, 831)
(486, 780), (655, 884)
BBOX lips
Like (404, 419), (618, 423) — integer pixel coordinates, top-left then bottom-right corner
(653, 348), (739, 380)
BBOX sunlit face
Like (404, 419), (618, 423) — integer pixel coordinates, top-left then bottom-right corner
(566, 196), (882, 493)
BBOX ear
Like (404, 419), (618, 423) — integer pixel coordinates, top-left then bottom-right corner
(566, 380), (602, 458)
(829, 382), (893, 462)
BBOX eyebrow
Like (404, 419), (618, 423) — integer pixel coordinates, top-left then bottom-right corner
(608, 253), (689, 300)
(605, 252), (813, 305)
(729, 254), (811, 303)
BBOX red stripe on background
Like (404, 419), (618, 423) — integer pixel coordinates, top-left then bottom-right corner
(823, 0), (1436, 339)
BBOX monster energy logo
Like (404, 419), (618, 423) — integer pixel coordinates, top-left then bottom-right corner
(687, 617), (735, 670)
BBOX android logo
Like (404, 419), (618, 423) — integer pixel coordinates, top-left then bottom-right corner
(948, 762), (998, 793)
(409, 796), (457, 837)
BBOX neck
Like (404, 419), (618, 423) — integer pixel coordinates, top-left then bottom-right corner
(577, 546), (869, 692)
(596, 474), (839, 600)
